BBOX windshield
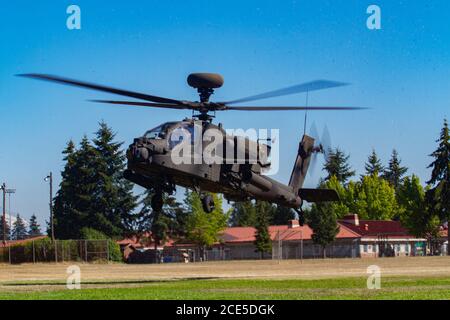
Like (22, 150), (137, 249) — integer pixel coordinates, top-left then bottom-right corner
(143, 122), (176, 140)
(168, 123), (195, 149)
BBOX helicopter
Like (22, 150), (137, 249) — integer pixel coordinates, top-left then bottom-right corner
(18, 72), (363, 225)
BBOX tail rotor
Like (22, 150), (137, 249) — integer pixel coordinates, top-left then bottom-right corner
(308, 123), (333, 178)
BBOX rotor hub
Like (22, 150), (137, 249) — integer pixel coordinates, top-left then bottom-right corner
(187, 73), (224, 104)
(187, 73), (224, 90)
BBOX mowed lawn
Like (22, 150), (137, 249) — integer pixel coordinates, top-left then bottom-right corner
(1, 276), (450, 300)
(1, 258), (450, 300)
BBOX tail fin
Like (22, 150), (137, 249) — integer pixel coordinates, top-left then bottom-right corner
(289, 135), (314, 194)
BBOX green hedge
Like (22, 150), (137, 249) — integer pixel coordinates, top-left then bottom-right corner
(80, 228), (123, 262)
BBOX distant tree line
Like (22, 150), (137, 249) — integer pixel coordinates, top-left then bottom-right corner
(0, 214), (42, 241)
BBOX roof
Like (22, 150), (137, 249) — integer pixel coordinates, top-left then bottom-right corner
(339, 219), (414, 238)
(117, 232), (176, 249)
(0, 235), (47, 248)
(221, 222), (360, 243)
(118, 216), (429, 247)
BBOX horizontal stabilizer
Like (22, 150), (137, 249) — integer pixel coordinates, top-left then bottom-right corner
(299, 188), (340, 202)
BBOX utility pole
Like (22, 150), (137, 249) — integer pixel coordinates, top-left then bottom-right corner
(45, 172), (54, 241)
(6, 189), (16, 236)
(1, 183), (6, 246)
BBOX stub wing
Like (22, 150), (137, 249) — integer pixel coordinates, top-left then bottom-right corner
(298, 188), (340, 202)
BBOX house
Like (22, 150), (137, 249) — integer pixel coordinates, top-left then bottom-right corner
(339, 214), (427, 258)
(120, 214), (430, 263)
(220, 219), (361, 259)
(218, 215), (427, 260)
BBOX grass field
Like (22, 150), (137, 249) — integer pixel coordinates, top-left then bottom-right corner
(1, 257), (449, 300)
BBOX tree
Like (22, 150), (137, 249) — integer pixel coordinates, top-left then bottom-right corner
(323, 174), (397, 221)
(28, 214), (42, 237)
(383, 149), (408, 190)
(12, 215), (28, 240)
(67, 136), (100, 237)
(229, 201), (257, 227)
(320, 175), (351, 219)
(92, 121), (138, 236)
(426, 119), (450, 254)
(307, 202), (339, 258)
(185, 191), (229, 261)
(323, 148), (355, 183)
(53, 122), (139, 239)
(53, 140), (79, 239)
(398, 175), (440, 239)
(272, 206), (296, 225)
(137, 189), (184, 253)
(354, 174), (398, 220)
(0, 216), (10, 241)
(254, 201), (272, 259)
(364, 149), (384, 176)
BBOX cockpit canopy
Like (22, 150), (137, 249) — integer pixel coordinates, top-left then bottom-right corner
(143, 122), (178, 140)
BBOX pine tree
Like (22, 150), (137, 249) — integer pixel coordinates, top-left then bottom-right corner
(92, 121), (138, 237)
(71, 136), (100, 236)
(229, 201), (257, 227)
(0, 216), (10, 241)
(272, 206), (296, 225)
(254, 201), (272, 259)
(364, 149), (384, 176)
(323, 148), (355, 183)
(28, 214), (42, 237)
(426, 119), (450, 254)
(307, 203), (339, 258)
(383, 149), (408, 190)
(53, 122), (139, 239)
(12, 215), (28, 240)
(53, 140), (81, 239)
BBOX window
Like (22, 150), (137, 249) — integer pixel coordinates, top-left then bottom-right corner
(168, 123), (195, 149)
(144, 125), (166, 140)
(363, 244), (368, 253)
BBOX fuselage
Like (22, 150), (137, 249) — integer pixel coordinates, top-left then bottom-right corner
(125, 119), (302, 208)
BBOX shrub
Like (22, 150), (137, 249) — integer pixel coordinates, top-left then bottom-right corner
(80, 228), (122, 262)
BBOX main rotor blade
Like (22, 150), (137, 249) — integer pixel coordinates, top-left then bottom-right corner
(90, 100), (192, 110)
(225, 106), (365, 111)
(222, 80), (349, 105)
(17, 74), (183, 105)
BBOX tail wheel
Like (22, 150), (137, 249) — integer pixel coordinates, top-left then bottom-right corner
(201, 195), (215, 213)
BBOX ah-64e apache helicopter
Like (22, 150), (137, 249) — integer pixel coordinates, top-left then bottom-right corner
(19, 73), (363, 225)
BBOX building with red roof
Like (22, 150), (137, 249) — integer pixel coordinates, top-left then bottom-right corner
(120, 214), (431, 263)
(339, 214), (428, 258)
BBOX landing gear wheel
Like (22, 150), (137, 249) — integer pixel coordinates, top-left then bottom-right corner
(201, 194), (215, 213)
(151, 193), (163, 212)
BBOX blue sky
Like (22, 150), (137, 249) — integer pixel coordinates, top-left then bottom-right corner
(1, 0), (449, 226)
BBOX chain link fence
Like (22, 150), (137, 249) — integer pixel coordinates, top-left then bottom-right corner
(0, 239), (111, 264)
